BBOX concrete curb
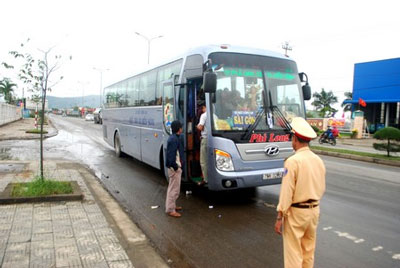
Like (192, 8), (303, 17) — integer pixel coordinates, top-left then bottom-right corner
(312, 149), (400, 168)
(45, 117), (59, 138)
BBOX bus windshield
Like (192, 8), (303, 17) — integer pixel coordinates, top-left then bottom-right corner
(208, 52), (305, 137)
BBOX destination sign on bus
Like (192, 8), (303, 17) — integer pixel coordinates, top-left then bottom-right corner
(232, 111), (256, 127)
(224, 68), (262, 78)
(223, 68), (296, 81)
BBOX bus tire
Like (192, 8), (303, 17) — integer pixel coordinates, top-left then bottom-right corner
(114, 132), (123, 157)
(159, 149), (165, 173)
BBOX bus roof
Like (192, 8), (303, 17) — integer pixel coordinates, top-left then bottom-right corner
(182, 44), (290, 61)
(105, 44), (292, 88)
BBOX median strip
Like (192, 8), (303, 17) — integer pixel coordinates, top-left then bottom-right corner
(311, 145), (400, 167)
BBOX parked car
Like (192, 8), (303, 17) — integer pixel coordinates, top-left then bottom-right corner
(93, 108), (102, 124)
(85, 113), (94, 121)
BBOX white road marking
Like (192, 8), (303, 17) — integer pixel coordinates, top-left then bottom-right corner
(334, 231), (349, 237)
(334, 231), (362, 242)
(264, 203), (276, 208)
(325, 226), (397, 261)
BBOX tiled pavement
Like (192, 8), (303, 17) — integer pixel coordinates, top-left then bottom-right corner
(0, 161), (135, 268)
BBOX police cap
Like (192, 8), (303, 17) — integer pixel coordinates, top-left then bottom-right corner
(290, 117), (317, 141)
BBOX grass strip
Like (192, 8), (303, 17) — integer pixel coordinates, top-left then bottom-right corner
(311, 145), (400, 161)
(26, 129), (48, 134)
(12, 178), (73, 197)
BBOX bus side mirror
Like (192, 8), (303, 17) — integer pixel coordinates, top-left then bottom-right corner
(299, 72), (311, 100)
(203, 71), (217, 93)
(299, 72), (307, 83)
(302, 84), (311, 100)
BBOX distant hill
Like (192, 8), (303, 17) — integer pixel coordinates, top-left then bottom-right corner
(47, 95), (101, 109)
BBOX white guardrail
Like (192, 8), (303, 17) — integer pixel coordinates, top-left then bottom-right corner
(0, 103), (22, 126)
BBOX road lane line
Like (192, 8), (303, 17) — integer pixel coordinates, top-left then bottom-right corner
(372, 246), (383, 251)
(392, 254), (400, 260)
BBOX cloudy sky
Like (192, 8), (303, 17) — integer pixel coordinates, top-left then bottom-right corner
(1, 0), (399, 112)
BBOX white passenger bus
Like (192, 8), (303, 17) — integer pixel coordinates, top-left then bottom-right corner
(102, 45), (311, 191)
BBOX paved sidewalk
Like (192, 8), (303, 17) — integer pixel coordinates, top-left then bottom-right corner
(0, 160), (168, 268)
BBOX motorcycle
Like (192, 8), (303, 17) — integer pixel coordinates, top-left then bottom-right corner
(319, 133), (336, 146)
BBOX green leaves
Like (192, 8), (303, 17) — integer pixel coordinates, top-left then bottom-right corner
(341, 91), (353, 112)
(373, 127), (400, 141)
(311, 88), (338, 117)
(0, 79), (17, 104)
(1, 62), (14, 69)
(373, 127), (400, 157)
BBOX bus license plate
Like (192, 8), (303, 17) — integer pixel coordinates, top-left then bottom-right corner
(263, 170), (285, 180)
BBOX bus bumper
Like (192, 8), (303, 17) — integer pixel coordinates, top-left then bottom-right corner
(208, 167), (284, 191)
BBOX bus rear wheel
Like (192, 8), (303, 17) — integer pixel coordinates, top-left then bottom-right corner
(114, 132), (123, 157)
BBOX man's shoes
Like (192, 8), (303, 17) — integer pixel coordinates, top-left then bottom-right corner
(167, 211), (181, 218)
(175, 206), (182, 211)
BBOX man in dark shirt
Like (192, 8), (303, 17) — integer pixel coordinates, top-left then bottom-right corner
(165, 120), (184, 217)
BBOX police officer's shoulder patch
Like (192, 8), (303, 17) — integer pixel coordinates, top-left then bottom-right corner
(283, 168), (288, 176)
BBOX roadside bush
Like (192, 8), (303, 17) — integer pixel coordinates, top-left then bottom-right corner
(373, 127), (400, 157)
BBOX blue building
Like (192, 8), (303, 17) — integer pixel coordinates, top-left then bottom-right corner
(344, 57), (400, 132)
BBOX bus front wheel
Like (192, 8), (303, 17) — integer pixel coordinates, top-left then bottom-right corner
(114, 132), (123, 157)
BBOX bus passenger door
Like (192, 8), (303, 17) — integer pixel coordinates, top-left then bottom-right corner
(162, 80), (175, 135)
(161, 80), (176, 176)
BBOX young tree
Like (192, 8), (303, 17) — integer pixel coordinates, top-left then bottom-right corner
(373, 127), (400, 157)
(311, 88), (338, 117)
(0, 79), (17, 104)
(4, 40), (71, 180)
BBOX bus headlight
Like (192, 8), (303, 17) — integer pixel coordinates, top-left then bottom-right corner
(215, 149), (234, 171)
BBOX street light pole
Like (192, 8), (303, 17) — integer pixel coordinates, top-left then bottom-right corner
(93, 67), (109, 107)
(135, 32), (163, 64)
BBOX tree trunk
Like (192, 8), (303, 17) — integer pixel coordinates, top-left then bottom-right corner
(40, 91), (45, 180)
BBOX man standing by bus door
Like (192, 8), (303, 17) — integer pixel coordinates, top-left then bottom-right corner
(197, 103), (208, 185)
(274, 117), (326, 268)
(165, 120), (184, 218)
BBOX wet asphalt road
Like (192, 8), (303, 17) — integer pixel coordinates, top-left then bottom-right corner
(1, 115), (399, 268)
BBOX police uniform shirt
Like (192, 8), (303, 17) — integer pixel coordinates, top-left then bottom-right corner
(277, 147), (326, 216)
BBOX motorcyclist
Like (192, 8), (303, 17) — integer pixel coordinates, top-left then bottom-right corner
(332, 125), (339, 138)
(322, 126), (333, 140)
(320, 125), (337, 145)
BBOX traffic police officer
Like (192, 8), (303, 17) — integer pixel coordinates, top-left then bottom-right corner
(275, 117), (326, 268)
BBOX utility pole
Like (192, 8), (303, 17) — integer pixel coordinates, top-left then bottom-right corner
(282, 41), (292, 57)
